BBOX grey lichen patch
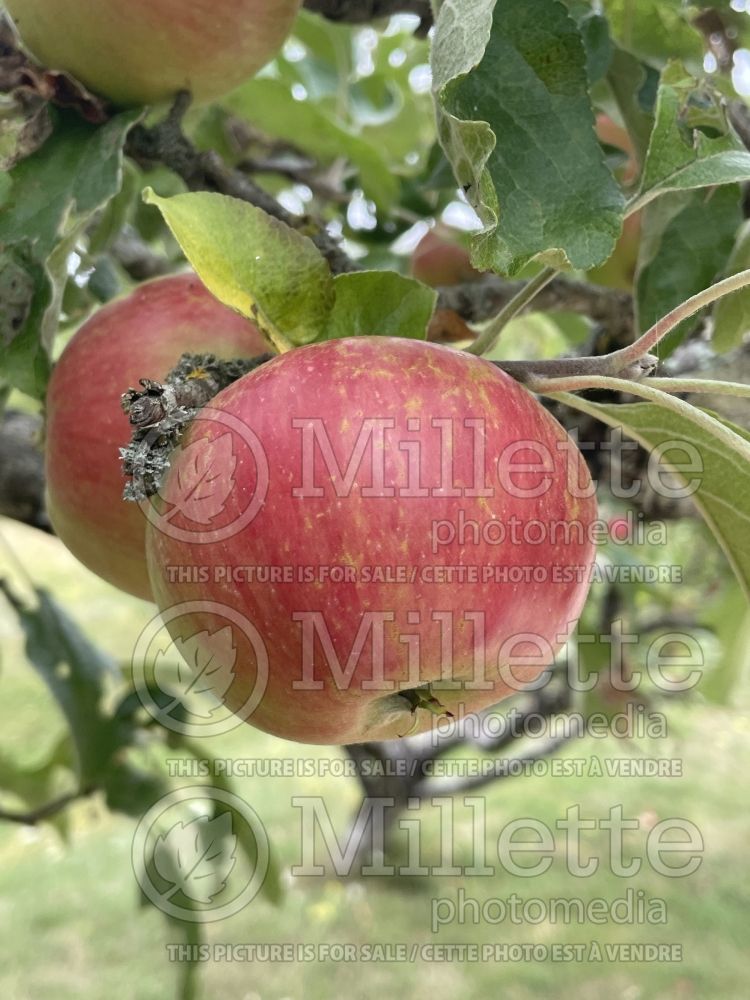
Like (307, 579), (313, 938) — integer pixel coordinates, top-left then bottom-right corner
(120, 351), (272, 501)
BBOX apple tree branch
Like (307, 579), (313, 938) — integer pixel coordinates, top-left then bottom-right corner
(303, 0), (433, 32)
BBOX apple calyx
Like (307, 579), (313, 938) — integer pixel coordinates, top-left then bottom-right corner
(395, 684), (455, 737)
(400, 684), (454, 719)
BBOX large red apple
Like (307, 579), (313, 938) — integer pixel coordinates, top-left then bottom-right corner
(5, 0), (301, 106)
(45, 274), (267, 600)
(145, 337), (597, 744)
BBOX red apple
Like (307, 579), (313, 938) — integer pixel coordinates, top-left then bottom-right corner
(45, 273), (268, 600)
(145, 337), (598, 744)
(410, 228), (483, 287)
(5, 0), (301, 106)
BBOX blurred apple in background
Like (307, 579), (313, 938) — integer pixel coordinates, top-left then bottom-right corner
(411, 226), (484, 287)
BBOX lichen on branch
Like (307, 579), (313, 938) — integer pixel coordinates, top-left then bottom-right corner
(120, 352), (272, 500)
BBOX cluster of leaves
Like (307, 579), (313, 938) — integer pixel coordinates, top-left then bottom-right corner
(0, 9), (441, 393)
(5, 4), (750, 379)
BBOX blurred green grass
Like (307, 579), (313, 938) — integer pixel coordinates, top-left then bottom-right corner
(0, 517), (748, 1000)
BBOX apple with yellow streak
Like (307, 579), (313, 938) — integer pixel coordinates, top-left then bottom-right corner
(145, 337), (598, 744)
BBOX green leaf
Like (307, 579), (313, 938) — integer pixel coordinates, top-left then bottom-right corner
(0, 246), (51, 396)
(551, 399), (750, 600)
(210, 771), (283, 905)
(87, 159), (141, 255)
(1, 230), (85, 396)
(602, 0), (703, 66)
(575, 10), (613, 85)
(171, 735), (284, 905)
(138, 833), (206, 989)
(0, 584), (120, 786)
(606, 46), (657, 168)
(432, 0), (625, 277)
(0, 108), (139, 396)
(636, 185), (741, 353)
(224, 78), (399, 210)
(325, 271), (436, 341)
(358, 27), (434, 170)
(0, 108), (140, 258)
(713, 220), (750, 354)
(104, 760), (170, 818)
(485, 310), (590, 362)
(700, 582), (750, 705)
(0, 171), (11, 209)
(143, 189), (335, 348)
(290, 9), (355, 92)
(0, 736), (76, 837)
(349, 73), (403, 128)
(637, 63), (750, 207)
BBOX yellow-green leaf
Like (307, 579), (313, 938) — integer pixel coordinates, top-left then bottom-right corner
(142, 189), (335, 347)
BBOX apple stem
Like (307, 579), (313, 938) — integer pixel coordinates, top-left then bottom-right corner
(475, 256), (750, 382)
(249, 303), (295, 354)
(492, 352), (657, 383)
(527, 374), (750, 400)
(603, 267), (750, 372)
(639, 377), (750, 398)
(466, 267), (557, 357)
(531, 378), (750, 463)
(624, 189), (655, 218)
